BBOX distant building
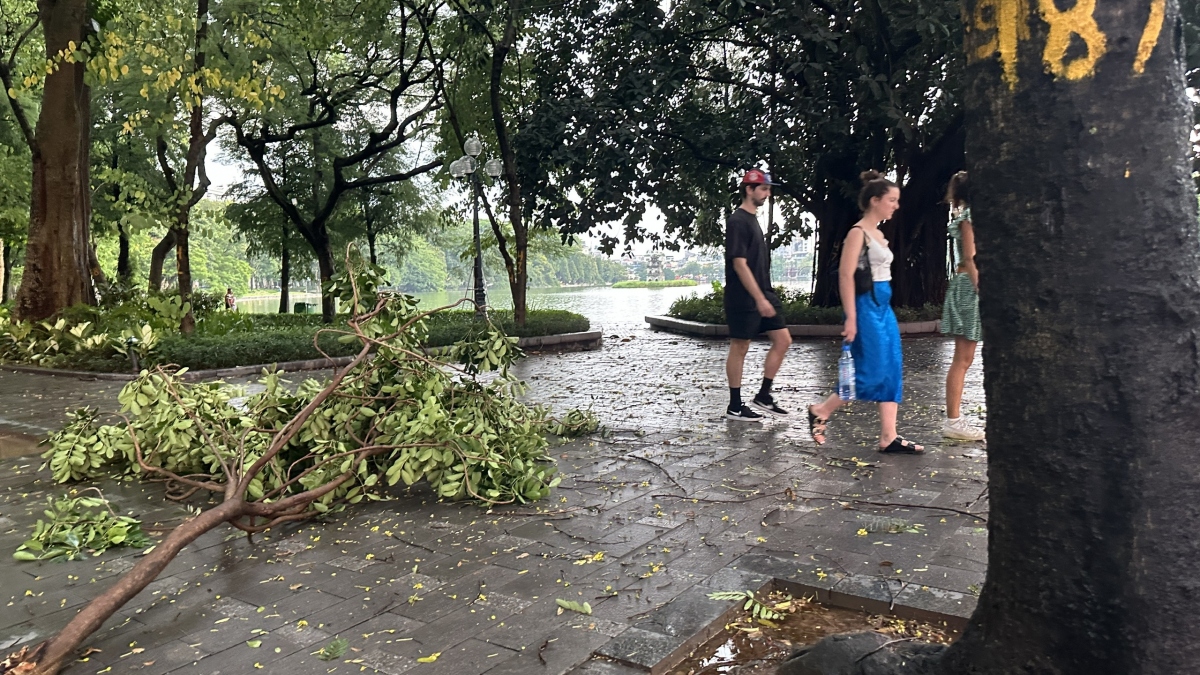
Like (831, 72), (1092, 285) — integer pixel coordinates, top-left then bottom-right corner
(646, 254), (665, 282)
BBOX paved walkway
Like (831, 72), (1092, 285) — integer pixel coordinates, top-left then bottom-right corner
(0, 323), (987, 675)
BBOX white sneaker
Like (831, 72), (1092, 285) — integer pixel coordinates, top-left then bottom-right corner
(943, 417), (985, 441)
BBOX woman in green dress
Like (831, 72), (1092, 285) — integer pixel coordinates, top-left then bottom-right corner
(941, 172), (985, 441)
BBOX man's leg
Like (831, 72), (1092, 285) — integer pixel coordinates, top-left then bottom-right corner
(750, 328), (792, 415)
(726, 338), (751, 408)
(762, 327), (792, 380)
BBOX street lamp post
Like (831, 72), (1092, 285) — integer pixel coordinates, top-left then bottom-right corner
(450, 135), (503, 320)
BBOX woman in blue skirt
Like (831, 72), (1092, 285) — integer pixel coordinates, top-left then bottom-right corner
(806, 171), (924, 454)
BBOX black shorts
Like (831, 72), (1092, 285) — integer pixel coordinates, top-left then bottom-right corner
(726, 305), (787, 340)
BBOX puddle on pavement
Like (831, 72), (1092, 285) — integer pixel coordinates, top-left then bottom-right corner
(0, 431), (43, 458)
(671, 594), (959, 675)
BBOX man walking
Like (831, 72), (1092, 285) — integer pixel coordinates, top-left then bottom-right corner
(724, 169), (792, 421)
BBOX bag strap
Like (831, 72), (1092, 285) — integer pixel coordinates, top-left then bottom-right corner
(853, 227), (873, 261)
(852, 227), (879, 304)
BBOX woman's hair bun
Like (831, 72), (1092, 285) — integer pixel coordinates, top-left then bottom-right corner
(856, 170), (898, 211)
(860, 169), (885, 184)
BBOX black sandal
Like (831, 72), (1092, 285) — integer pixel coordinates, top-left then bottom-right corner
(807, 406), (828, 445)
(879, 436), (925, 454)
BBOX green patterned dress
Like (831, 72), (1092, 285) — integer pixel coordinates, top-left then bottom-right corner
(942, 207), (982, 342)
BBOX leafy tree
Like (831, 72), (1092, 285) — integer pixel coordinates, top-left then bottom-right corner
(341, 153), (436, 268)
(393, 235), (448, 292)
(224, 0), (444, 322)
(157, 202), (251, 295)
(439, 0), (551, 326)
(1, 0), (100, 321)
(94, 0), (287, 333)
(518, 0), (964, 307)
(226, 187), (317, 313)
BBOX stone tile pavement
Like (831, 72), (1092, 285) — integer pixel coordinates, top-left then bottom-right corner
(0, 323), (987, 674)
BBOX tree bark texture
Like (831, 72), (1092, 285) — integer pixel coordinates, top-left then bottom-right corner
(173, 224), (194, 334)
(116, 221), (131, 282)
(147, 229), (176, 292)
(1, 243), (16, 303)
(938, 0), (1200, 673)
(810, 190), (859, 307)
(365, 209), (378, 267)
(14, 0), (95, 321)
(279, 223), (290, 314)
(315, 234), (335, 320)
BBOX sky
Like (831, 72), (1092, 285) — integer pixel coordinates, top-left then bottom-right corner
(203, 147), (801, 260)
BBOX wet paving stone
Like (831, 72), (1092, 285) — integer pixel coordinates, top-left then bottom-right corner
(0, 326), (988, 673)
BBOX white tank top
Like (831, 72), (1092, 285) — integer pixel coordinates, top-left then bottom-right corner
(864, 233), (893, 282)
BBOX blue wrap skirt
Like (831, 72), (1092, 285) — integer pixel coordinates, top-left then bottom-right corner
(852, 281), (903, 403)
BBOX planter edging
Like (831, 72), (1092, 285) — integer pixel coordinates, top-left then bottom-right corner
(0, 330), (603, 382)
(646, 315), (941, 337)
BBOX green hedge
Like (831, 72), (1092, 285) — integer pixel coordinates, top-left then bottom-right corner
(11, 305), (590, 373)
(156, 328), (361, 370)
(668, 285), (942, 325)
(146, 309), (589, 371)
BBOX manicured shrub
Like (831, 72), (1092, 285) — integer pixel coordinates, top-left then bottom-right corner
(668, 284), (941, 325)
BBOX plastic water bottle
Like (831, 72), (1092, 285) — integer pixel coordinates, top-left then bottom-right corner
(838, 344), (856, 401)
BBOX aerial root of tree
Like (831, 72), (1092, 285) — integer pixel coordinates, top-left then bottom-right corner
(775, 632), (945, 675)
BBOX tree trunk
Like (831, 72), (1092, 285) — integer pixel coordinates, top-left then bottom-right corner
(491, 0), (529, 327)
(887, 120), (965, 308)
(148, 230), (176, 291)
(0, 239), (5, 301)
(810, 192), (858, 307)
(315, 232), (335, 322)
(1, 244), (16, 303)
(279, 223), (290, 314)
(14, 0), (94, 321)
(174, 224), (194, 334)
(169, 0), (206, 335)
(116, 221), (131, 282)
(511, 232), (528, 326)
(937, 1), (1200, 672)
(366, 215), (377, 267)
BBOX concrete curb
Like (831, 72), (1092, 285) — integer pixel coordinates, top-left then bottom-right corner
(645, 315), (941, 338)
(0, 330), (604, 382)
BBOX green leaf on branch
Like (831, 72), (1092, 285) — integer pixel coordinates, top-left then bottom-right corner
(13, 493), (150, 561)
(315, 637), (348, 661)
(556, 599), (592, 615)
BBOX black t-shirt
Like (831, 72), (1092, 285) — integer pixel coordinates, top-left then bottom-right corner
(724, 208), (776, 312)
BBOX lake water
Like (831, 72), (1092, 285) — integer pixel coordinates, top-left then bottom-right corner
(235, 285), (707, 331)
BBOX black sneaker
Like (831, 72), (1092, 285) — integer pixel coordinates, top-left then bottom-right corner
(726, 404), (764, 422)
(751, 394), (789, 418)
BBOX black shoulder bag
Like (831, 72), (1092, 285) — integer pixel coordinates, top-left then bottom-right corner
(852, 228), (876, 301)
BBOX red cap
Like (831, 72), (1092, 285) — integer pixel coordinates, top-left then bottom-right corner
(741, 169), (778, 186)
